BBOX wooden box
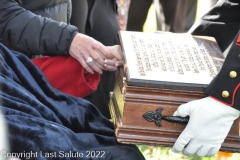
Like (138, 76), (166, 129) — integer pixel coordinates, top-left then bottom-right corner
(109, 67), (240, 153)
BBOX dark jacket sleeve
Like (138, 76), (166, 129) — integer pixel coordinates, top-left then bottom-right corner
(0, 0), (78, 56)
(188, 0), (240, 53)
(188, 0), (240, 110)
(205, 31), (240, 111)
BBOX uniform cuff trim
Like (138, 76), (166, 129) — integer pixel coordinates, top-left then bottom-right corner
(210, 83), (240, 106)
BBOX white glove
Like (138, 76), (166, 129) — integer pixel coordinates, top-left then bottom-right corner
(171, 97), (240, 157)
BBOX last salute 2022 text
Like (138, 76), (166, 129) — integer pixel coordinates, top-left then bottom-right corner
(41, 151), (106, 158)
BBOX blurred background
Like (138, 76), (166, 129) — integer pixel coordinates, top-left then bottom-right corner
(117, 0), (217, 32)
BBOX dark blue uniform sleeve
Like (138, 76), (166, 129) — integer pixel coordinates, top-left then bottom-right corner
(189, 0), (240, 53)
(206, 31), (240, 111)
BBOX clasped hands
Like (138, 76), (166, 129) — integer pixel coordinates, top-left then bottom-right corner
(172, 97), (240, 157)
(69, 33), (124, 74)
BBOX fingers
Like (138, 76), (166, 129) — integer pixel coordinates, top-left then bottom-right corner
(182, 140), (200, 156)
(71, 52), (103, 74)
(115, 61), (124, 67)
(172, 132), (191, 153)
(206, 147), (220, 157)
(106, 45), (123, 61)
(77, 56), (94, 74)
(195, 147), (212, 157)
(182, 143), (219, 157)
(103, 60), (124, 71)
(69, 33), (125, 74)
(104, 64), (118, 71)
(104, 59), (124, 71)
(173, 137), (217, 157)
(69, 33), (106, 74)
(173, 139), (219, 157)
(104, 59), (116, 66)
(86, 58), (103, 74)
(103, 59), (116, 71)
(84, 50), (104, 74)
(93, 41), (112, 59)
(91, 49), (105, 66)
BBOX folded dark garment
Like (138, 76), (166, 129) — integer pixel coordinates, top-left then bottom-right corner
(0, 43), (145, 160)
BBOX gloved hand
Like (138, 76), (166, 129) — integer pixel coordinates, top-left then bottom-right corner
(172, 97), (240, 157)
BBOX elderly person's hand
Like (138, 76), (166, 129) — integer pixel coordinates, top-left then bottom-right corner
(104, 45), (124, 71)
(70, 33), (124, 73)
(70, 33), (114, 74)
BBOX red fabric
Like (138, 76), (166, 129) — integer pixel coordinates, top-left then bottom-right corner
(32, 56), (100, 98)
(236, 34), (240, 46)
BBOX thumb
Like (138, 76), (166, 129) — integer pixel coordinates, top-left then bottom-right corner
(173, 97), (209, 117)
(173, 103), (192, 117)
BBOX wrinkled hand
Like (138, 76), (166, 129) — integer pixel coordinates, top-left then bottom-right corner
(104, 45), (124, 71)
(172, 97), (240, 157)
(70, 33), (113, 74)
(70, 34), (123, 73)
